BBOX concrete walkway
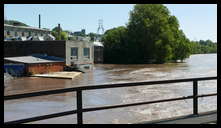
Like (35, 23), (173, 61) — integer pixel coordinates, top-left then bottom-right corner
(139, 111), (217, 124)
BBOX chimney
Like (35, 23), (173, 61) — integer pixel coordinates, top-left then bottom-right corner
(58, 23), (61, 40)
(58, 23), (61, 30)
(39, 14), (41, 28)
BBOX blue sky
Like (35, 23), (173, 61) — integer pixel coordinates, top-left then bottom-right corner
(4, 4), (217, 42)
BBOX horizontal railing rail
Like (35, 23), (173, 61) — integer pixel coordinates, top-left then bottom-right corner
(4, 76), (217, 124)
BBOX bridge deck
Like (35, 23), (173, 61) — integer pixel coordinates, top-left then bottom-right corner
(140, 111), (217, 124)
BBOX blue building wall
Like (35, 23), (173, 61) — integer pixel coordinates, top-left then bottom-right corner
(4, 64), (26, 76)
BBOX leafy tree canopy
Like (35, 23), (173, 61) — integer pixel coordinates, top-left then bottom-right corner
(103, 4), (193, 64)
(51, 26), (68, 40)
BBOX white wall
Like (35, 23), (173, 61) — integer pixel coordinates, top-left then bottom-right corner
(66, 40), (94, 67)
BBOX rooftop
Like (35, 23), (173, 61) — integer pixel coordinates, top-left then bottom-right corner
(4, 24), (51, 32)
(94, 41), (104, 47)
(4, 56), (64, 64)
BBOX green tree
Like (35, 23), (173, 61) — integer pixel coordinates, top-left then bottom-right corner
(189, 39), (217, 54)
(172, 30), (191, 62)
(51, 26), (68, 40)
(102, 26), (129, 63)
(87, 32), (97, 41)
(103, 4), (193, 64)
(127, 4), (190, 63)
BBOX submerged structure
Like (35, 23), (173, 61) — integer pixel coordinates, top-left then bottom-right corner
(4, 55), (65, 76)
(93, 41), (104, 63)
(66, 40), (94, 70)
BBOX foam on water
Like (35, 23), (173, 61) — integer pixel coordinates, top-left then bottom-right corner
(4, 73), (14, 87)
(4, 54), (217, 124)
(129, 68), (155, 74)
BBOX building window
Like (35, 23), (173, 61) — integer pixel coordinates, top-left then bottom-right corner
(71, 47), (78, 59)
(84, 48), (90, 59)
(7, 31), (10, 36)
(41, 33), (43, 36)
(28, 32), (31, 37)
(15, 32), (18, 37)
(22, 32), (25, 36)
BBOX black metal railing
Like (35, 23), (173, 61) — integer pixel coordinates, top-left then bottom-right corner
(4, 76), (217, 124)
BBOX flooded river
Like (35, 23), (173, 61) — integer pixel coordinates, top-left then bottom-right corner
(4, 54), (217, 124)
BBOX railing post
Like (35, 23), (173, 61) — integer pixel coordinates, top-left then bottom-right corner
(193, 80), (198, 115)
(77, 90), (83, 124)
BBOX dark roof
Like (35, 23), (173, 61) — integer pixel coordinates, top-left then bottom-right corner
(31, 54), (64, 61)
(4, 24), (51, 32)
(4, 55), (64, 64)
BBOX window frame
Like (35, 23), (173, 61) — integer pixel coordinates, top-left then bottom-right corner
(70, 47), (78, 60)
(7, 31), (10, 36)
(83, 48), (90, 59)
(15, 31), (18, 37)
(22, 32), (25, 37)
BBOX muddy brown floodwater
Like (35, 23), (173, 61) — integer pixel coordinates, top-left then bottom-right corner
(4, 54), (217, 124)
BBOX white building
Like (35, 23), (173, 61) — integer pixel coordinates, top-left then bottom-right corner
(4, 24), (55, 41)
(66, 40), (94, 70)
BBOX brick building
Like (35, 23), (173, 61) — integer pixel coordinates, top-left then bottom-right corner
(4, 55), (65, 75)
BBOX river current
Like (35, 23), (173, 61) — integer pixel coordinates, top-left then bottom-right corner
(4, 54), (217, 124)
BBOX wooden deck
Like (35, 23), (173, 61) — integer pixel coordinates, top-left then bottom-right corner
(31, 71), (82, 79)
(139, 111), (217, 124)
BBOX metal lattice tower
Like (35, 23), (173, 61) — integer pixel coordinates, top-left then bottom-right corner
(4, 5), (7, 21)
(97, 19), (104, 35)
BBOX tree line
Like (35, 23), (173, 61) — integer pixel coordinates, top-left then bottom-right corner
(102, 4), (217, 64)
(190, 40), (217, 54)
(51, 26), (99, 41)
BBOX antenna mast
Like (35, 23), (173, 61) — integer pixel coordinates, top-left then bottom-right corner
(96, 19), (104, 41)
(4, 5), (7, 21)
